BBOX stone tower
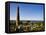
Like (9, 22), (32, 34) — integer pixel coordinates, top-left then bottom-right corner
(16, 6), (20, 29)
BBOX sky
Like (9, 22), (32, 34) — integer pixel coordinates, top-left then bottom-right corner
(10, 3), (44, 21)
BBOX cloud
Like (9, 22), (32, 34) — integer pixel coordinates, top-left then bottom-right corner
(10, 16), (16, 20)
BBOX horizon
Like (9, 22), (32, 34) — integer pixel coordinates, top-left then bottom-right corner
(10, 19), (44, 21)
